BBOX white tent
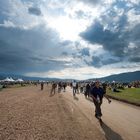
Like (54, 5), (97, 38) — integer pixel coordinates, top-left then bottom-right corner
(2, 77), (15, 82)
(9, 77), (15, 82)
(112, 80), (115, 83)
(3, 77), (11, 82)
(16, 78), (24, 82)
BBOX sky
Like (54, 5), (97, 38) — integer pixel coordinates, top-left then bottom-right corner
(0, 0), (140, 80)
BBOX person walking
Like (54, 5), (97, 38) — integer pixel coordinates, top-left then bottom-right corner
(90, 81), (111, 121)
(41, 82), (44, 90)
(58, 82), (62, 93)
(72, 80), (77, 96)
(50, 82), (57, 95)
(102, 82), (111, 103)
(85, 83), (90, 98)
(63, 82), (67, 92)
(76, 82), (79, 94)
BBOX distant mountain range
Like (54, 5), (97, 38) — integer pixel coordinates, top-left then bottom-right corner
(0, 71), (140, 82)
(0, 74), (60, 81)
(89, 71), (140, 82)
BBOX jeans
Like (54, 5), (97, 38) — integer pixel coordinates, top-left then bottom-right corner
(93, 100), (102, 117)
(73, 87), (76, 96)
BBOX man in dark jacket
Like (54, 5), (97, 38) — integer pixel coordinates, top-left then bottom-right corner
(90, 81), (105, 119)
(41, 82), (44, 90)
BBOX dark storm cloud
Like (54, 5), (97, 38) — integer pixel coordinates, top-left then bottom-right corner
(0, 25), (68, 74)
(28, 7), (42, 16)
(59, 40), (72, 46)
(102, 58), (121, 65)
(90, 56), (101, 67)
(129, 57), (140, 62)
(0, 25), (57, 51)
(128, 24), (140, 42)
(61, 52), (68, 56)
(80, 21), (128, 57)
(29, 56), (44, 62)
(80, 17), (140, 66)
(101, 12), (128, 31)
(0, 39), (32, 73)
(79, 0), (99, 5)
(0, 1), (12, 23)
(79, 0), (140, 67)
(124, 24), (140, 60)
(80, 48), (90, 56)
(87, 56), (121, 68)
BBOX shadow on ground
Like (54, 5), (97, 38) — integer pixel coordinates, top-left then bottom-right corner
(101, 122), (123, 140)
(73, 96), (79, 101)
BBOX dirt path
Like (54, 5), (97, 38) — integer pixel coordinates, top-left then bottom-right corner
(63, 87), (140, 140)
(0, 85), (105, 140)
(0, 85), (140, 140)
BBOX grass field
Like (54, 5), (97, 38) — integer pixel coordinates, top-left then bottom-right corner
(107, 88), (140, 104)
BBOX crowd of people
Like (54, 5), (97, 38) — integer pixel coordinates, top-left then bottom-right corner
(39, 79), (140, 123)
(1, 79), (139, 123)
(71, 80), (111, 121)
(43, 80), (112, 122)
